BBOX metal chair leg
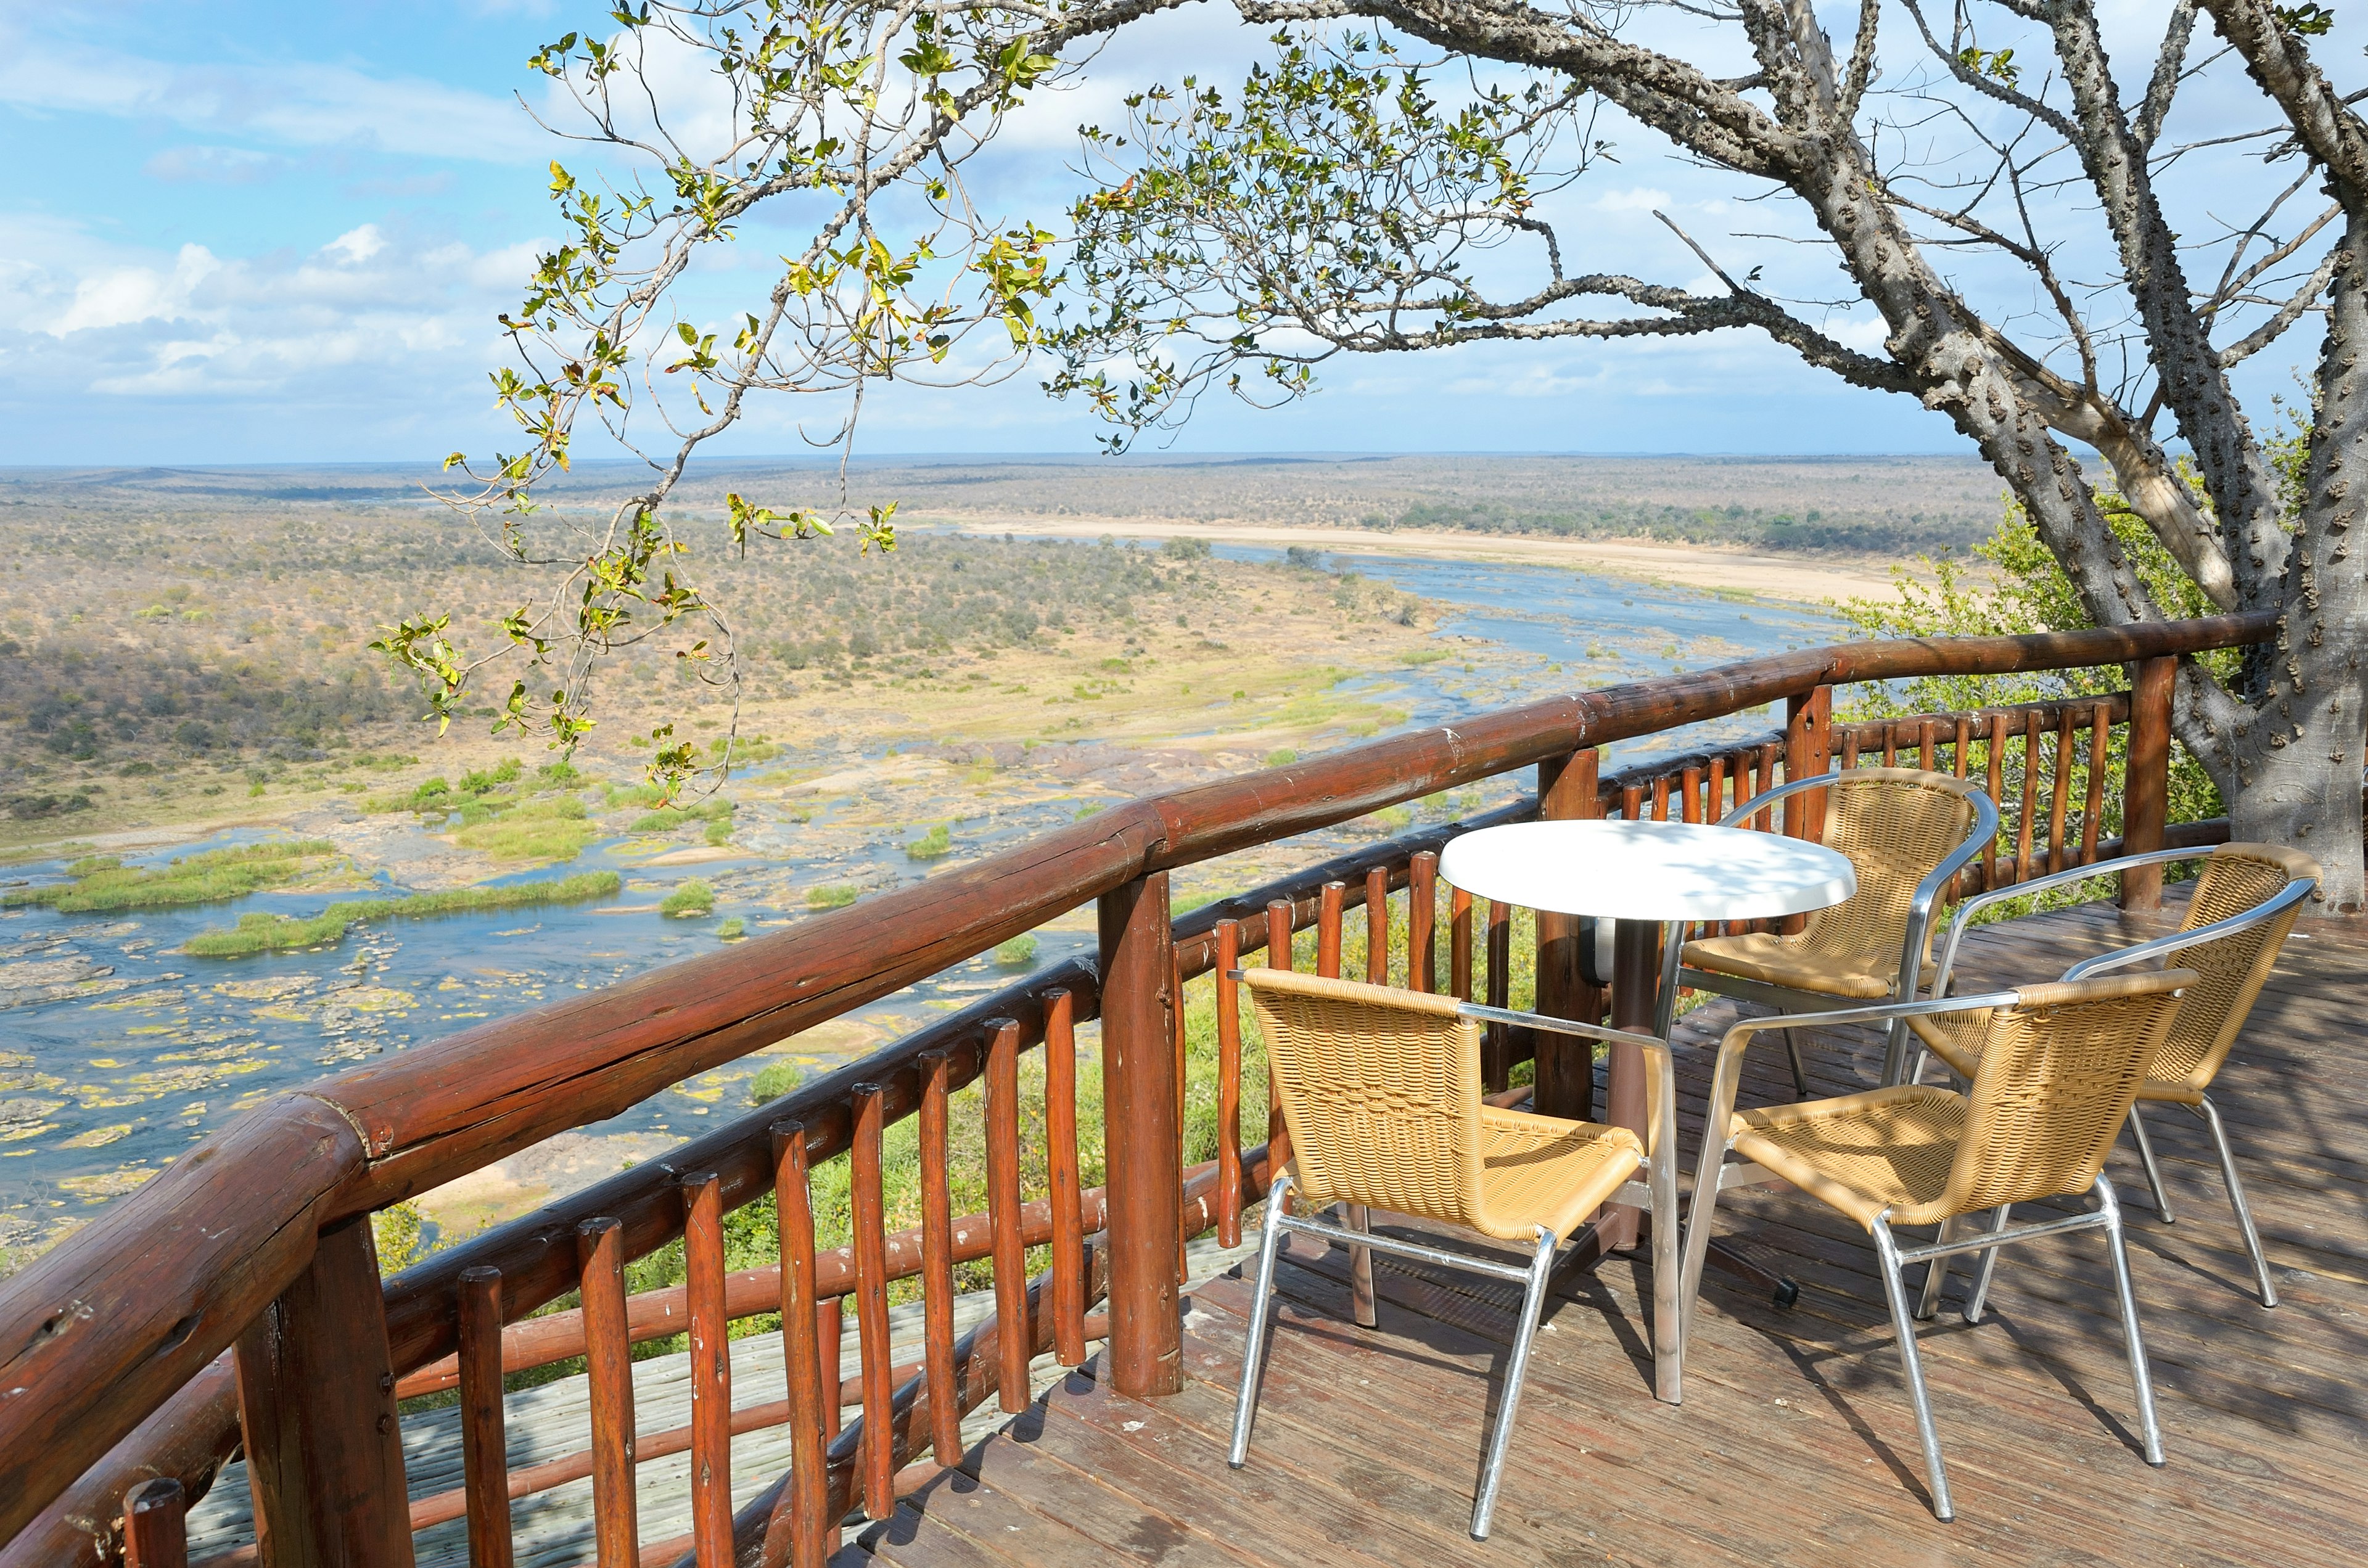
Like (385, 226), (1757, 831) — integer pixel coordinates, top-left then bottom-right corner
(2124, 1102), (2176, 1223)
(1878, 1015), (1916, 1088)
(2194, 1096), (2279, 1308)
(1471, 1227), (1558, 1541)
(1228, 1173), (1294, 1469)
(1782, 1028), (1811, 1099)
(1961, 1205), (2011, 1324)
(1915, 1215), (1959, 1321)
(1344, 1202), (1378, 1328)
(1872, 1214), (1954, 1522)
(2096, 1176), (2166, 1466)
(1648, 1150), (1683, 1405)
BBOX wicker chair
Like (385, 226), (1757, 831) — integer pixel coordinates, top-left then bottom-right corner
(1677, 968), (2197, 1522)
(1909, 841), (2320, 1307)
(1230, 967), (1680, 1541)
(1677, 767), (1998, 1094)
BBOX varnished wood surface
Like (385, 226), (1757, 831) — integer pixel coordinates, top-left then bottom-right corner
(859, 893), (2368, 1567)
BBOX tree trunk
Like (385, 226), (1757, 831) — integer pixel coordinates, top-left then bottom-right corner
(2226, 691), (2366, 911)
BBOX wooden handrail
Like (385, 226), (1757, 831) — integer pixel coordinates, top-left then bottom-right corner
(0, 612), (2274, 1556)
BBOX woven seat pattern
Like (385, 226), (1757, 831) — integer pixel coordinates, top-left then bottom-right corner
(1730, 1085), (1966, 1228)
(1911, 843), (2317, 1104)
(1684, 768), (1981, 999)
(1246, 969), (1641, 1242)
(1735, 971), (2191, 1227)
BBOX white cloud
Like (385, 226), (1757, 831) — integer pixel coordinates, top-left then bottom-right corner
(0, 213), (539, 415)
(1594, 186), (1674, 213)
(0, 20), (545, 164)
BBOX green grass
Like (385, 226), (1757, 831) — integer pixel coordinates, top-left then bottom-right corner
(5, 839), (338, 912)
(367, 777), (454, 813)
(629, 799), (733, 832)
(1264, 748), (1298, 766)
(993, 935), (1038, 969)
(450, 798), (597, 862)
(717, 916), (747, 939)
(661, 879), (715, 917)
(904, 824), (952, 861)
(183, 871), (623, 956)
(807, 884), (859, 909)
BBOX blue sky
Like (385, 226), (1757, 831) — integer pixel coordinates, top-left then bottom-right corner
(0, 3), (2335, 464)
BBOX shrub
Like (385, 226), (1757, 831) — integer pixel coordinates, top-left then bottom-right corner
(807, 884), (859, 908)
(661, 879), (715, 916)
(717, 916), (746, 939)
(903, 824), (952, 861)
(1264, 748), (1297, 766)
(749, 1061), (804, 1104)
(993, 934), (1038, 968)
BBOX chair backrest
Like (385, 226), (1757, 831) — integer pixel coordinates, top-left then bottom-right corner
(1243, 967), (1486, 1230)
(1929, 969), (2196, 1220)
(2152, 842), (2320, 1091)
(1796, 768), (1984, 959)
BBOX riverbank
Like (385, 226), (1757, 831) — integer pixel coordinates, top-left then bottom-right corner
(934, 514), (1909, 601)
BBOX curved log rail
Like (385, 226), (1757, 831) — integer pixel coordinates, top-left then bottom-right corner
(0, 614), (2276, 1568)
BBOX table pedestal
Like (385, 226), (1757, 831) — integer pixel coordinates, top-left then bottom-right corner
(1597, 919), (1659, 1250)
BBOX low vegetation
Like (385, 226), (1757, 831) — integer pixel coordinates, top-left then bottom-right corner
(903, 823), (953, 861)
(183, 871), (622, 956)
(660, 879), (715, 916)
(805, 884), (859, 908)
(4, 840), (338, 912)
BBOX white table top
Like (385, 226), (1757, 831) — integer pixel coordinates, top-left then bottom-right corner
(1437, 819), (1856, 922)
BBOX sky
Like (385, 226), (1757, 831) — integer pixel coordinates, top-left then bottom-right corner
(0, 2), (2346, 466)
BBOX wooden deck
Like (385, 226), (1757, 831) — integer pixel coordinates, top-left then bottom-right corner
(852, 893), (2368, 1567)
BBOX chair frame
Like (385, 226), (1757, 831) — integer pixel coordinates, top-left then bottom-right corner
(1227, 991), (1680, 1540)
(1677, 986), (2171, 1522)
(1674, 766), (2001, 1090)
(1915, 847), (2319, 1307)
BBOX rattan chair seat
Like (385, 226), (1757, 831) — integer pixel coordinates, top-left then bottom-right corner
(1729, 1085), (1967, 1228)
(1475, 1107), (1645, 1242)
(1682, 931), (1940, 998)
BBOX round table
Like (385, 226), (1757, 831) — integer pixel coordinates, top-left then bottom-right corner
(1441, 819), (1856, 1251)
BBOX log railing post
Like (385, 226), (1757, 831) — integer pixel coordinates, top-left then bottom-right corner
(121, 1479), (186, 1568)
(1785, 685), (1833, 834)
(1534, 749), (1602, 1121)
(1098, 871), (1183, 1398)
(232, 1218), (416, 1568)
(1782, 686), (1835, 938)
(2121, 655), (2176, 912)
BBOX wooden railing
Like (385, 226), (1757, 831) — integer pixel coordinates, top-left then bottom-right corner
(0, 615), (2274, 1568)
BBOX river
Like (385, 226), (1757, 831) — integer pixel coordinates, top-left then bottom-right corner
(0, 544), (1841, 1254)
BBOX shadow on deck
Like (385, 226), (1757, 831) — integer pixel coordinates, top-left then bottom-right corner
(852, 893), (2368, 1566)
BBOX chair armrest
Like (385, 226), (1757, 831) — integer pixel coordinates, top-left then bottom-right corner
(1926, 846), (2206, 997)
(1455, 999), (1664, 1054)
(2063, 874), (2318, 980)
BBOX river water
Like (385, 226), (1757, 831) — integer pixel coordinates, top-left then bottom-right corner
(0, 545), (1840, 1250)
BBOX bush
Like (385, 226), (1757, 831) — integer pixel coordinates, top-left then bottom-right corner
(1264, 748), (1297, 766)
(903, 823), (952, 861)
(749, 1061), (804, 1104)
(807, 884), (858, 908)
(993, 934), (1038, 968)
(717, 916), (746, 939)
(661, 879), (715, 916)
